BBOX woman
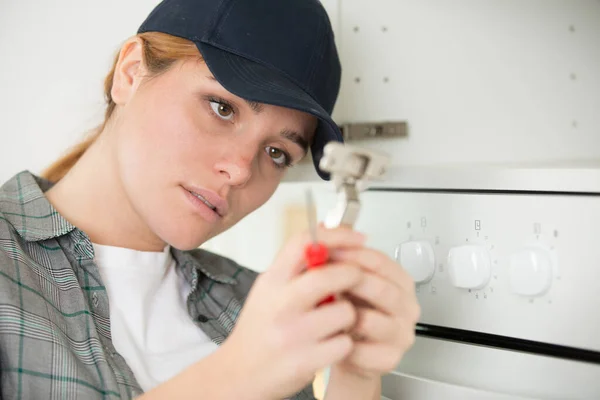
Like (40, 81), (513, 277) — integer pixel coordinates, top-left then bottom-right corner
(0, 0), (420, 399)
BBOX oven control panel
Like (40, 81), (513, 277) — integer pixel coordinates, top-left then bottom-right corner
(315, 188), (600, 353)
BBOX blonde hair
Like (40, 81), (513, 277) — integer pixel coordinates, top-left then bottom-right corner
(42, 32), (201, 182)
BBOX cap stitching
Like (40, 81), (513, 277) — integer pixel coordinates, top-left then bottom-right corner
(223, 53), (312, 102)
(203, 41), (324, 108)
(212, 0), (237, 42)
(225, 54), (324, 111)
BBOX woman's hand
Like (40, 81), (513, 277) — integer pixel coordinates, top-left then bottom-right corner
(326, 244), (420, 398)
(218, 227), (368, 400)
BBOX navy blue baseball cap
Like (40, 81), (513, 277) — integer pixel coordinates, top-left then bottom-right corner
(137, 0), (344, 180)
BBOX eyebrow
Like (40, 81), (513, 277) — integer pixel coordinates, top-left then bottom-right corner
(281, 129), (310, 154)
(245, 99), (265, 114)
(207, 76), (264, 113)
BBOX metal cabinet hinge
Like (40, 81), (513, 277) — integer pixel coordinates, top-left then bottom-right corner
(340, 121), (408, 141)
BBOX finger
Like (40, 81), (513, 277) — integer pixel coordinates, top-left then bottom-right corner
(347, 272), (405, 316)
(288, 300), (357, 342)
(352, 308), (399, 343)
(300, 334), (354, 372)
(347, 273), (421, 322)
(343, 292), (371, 309)
(270, 227), (366, 281)
(331, 248), (413, 292)
(288, 263), (363, 311)
(345, 342), (412, 374)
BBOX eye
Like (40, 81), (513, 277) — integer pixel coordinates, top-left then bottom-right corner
(265, 146), (290, 168)
(209, 100), (234, 121)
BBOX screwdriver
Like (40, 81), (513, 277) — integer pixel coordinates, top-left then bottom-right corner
(305, 189), (335, 306)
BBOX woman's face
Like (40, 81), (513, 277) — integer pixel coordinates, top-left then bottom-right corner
(111, 42), (318, 250)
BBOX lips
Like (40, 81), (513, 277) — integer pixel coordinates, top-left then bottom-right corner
(183, 186), (229, 217)
(192, 192), (216, 211)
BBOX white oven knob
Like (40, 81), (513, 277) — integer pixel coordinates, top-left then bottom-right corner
(447, 245), (491, 289)
(509, 247), (553, 296)
(395, 241), (435, 284)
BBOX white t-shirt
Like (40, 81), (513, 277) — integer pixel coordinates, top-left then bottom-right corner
(92, 243), (219, 392)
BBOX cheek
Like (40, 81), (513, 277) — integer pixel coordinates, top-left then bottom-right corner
(119, 91), (216, 180)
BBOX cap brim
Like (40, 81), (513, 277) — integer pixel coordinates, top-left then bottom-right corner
(196, 42), (342, 180)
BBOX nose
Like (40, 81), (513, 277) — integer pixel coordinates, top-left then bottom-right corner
(214, 153), (253, 187)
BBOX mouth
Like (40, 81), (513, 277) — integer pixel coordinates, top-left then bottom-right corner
(183, 186), (228, 218)
(191, 191), (218, 213)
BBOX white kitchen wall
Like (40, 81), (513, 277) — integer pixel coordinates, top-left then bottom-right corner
(1, 1), (599, 271)
(0, 0), (162, 183)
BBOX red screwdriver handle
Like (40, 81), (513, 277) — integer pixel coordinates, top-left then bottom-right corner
(305, 242), (335, 305)
(305, 242), (329, 267)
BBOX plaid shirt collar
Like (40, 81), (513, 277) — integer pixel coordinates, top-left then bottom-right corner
(0, 171), (76, 241)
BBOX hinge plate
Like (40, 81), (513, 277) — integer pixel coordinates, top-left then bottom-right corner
(341, 121), (408, 141)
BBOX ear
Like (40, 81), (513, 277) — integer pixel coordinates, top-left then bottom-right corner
(111, 38), (145, 106)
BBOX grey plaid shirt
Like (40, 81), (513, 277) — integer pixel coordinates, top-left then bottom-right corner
(0, 171), (314, 399)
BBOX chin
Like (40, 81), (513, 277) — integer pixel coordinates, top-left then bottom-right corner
(167, 236), (205, 251)
(151, 221), (213, 251)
